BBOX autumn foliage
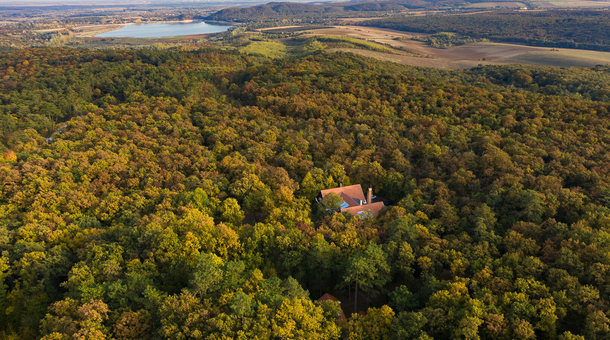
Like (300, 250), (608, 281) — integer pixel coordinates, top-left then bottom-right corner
(0, 47), (610, 339)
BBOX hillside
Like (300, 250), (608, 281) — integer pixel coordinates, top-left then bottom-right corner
(205, 1), (410, 22)
(1, 45), (610, 339)
(364, 10), (610, 52)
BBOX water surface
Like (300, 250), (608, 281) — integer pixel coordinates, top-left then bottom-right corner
(96, 21), (232, 38)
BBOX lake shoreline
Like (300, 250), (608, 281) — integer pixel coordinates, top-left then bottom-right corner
(94, 21), (233, 39)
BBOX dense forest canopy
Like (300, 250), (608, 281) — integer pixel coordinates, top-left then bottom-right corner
(2, 46), (610, 340)
(204, 1), (411, 22)
(364, 10), (610, 52)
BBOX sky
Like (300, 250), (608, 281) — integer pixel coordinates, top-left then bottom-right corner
(0, 0), (250, 4)
(0, 0), (321, 3)
(0, 0), (350, 7)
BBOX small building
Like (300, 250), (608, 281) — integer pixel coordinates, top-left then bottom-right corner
(318, 184), (384, 219)
(318, 293), (346, 321)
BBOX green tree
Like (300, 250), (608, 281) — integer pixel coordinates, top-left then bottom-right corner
(230, 291), (253, 318)
(320, 192), (343, 216)
(343, 243), (390, 313)
(391, 312), (431, 340)
(189, 253), (224, 296)
(389, 285), (418, 312)
(158, 291), (208, 340)
(219, 198), (245, 226)
(271, 298), (341, 340)
(347, 305), (396, 340)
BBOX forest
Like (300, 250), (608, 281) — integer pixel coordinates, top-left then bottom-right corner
(204, 1), (412, 23)
(364, 11), (610, 52)
(1, 45), (610, 340)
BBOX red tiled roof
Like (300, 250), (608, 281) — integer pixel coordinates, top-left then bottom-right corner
(339, 192), (359, 208)
(317, 294), (346, 321)
(318, 293), (339, 302)
(320, 184), (366, 204)
(342, 202), (385, 219)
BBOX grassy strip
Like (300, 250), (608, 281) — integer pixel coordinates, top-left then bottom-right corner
(301, 35), (395, 54)
(262, 25), (331, 34)
(238, 41), (288, 59)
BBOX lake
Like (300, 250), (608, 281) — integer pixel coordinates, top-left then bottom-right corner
(96, 21), (233, 38)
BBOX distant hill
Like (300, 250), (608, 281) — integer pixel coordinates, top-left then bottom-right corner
(344, 3), (407, 11)
(205, 1), (413, 22)
(364, 10), (610, 52)
(205, 2), (335, 22)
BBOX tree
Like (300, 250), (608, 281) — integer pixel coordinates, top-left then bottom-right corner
(258, 277), (287, 309)
(454, 316), (484, 340)
(230, 291), (253, 318)
(307, 238), (335, 296)
(113, 310), (152, 340)
(584, 309), (610, 340)
(347, 305), (395, 340)
(389, 285), (418, 312)
(351, 161), (387, 192)
(189, 253), (224, 296)
(158, 291), (208, 340)
(320, 192), (343, 216)
(219, 198), (245, 226)
(383, 171), (406, 201)
(343, 243), (390, 313)
(519, 190), (546, 224)
(271, 298), (341, 340)
(40, 299), (111, 340)
(470, 203), (499, 243)
(512, 318), (536, 340)
(0, 256), (9, 331)
(300, 171), (321, 200)
(391, 312), (431, 340)
(559, 331), (586, 340)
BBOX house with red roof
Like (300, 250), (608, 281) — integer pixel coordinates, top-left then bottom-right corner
(318, 184), (384, 219)
(317, 293), (346, 321)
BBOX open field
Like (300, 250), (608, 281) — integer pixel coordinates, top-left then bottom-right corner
(337, 17), (383, 23)
(386, 41), (610, 67)
(258, 26), (302, 31)
(329, 44), (610, 69)
(464, 2), (527, 8)
(259, 26), (331, 34)
(532, 0), (610, 7)
(305, 26), (610, 69)
(327, 48), (494, 69)
(72, 24), (124, 37)
(303, 26), (429, 40)
(503, 49), (610, 67)
(34, 28), (68, 33)
(239, 41), (287, 58)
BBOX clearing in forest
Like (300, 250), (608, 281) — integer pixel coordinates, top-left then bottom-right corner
(530, 0), (610, 7)
(305, 26), (610, 69)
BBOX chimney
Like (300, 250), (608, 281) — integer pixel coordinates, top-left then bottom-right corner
(367, 187), (372, 205)
(340, 183), (342, 187)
